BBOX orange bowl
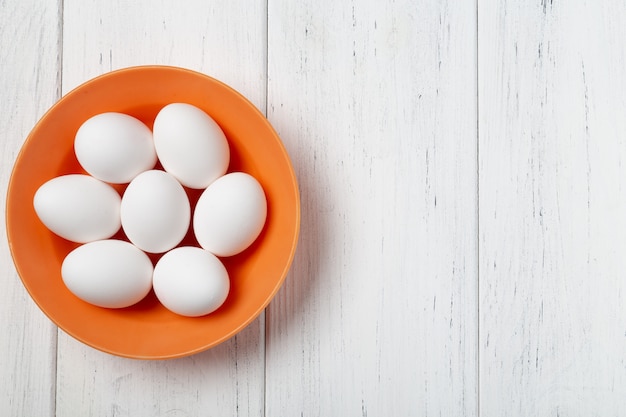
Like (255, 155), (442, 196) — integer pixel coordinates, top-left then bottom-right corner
(5, 66), (300, 359)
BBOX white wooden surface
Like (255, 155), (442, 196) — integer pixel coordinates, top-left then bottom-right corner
(57, 1), (266, 416)
(479, 1), (626, 415)
(0, 1), (59, 416)
(265, 0), (477, 416)
(1, 1), (625, 416)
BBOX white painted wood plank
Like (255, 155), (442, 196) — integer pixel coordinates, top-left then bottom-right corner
(479, 1), (626, 415)
(266, 1), (478, 416)
(56, 1), (267, 416)
(56, 326), (263, 416)
(0, 1), (61, 415)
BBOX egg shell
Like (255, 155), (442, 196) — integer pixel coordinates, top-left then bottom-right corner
(74, 112), (157, 183)
(153, 246), (229, 317)
(120, 170), (190, 253)
(193, 172), (267, 257)
(152, 103), (230, 189)
(61, 240), (154, 309)
(33, 174), (121, 243)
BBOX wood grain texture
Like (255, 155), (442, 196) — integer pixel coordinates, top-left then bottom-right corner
(56, 1), (267, 416)
(265, 1), (478, 415)
(479, 0), (626, 415)
(6, 0), (626, 415)
(56, 326), (263, 416)
(0, 1), (61, 416)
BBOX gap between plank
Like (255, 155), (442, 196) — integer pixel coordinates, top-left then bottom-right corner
(53, 0), (63, 415)
(475, 0), (480, 416)
(263, 2), (269, 417)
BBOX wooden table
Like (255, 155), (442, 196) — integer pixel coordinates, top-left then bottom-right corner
(2, 1), (625, 415)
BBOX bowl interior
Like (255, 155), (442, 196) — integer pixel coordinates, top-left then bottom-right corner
(5, 66), (299, 359)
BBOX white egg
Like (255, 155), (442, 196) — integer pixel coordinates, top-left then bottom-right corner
(75, 112), (157, 183)
(120, 170), (190, 253)
(193, 172), (267, 257)
(153, 246), (229, 317)
(152, 103), (229, 189)
(61, 240), (153, 308)
(33, 174), (121, 243)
